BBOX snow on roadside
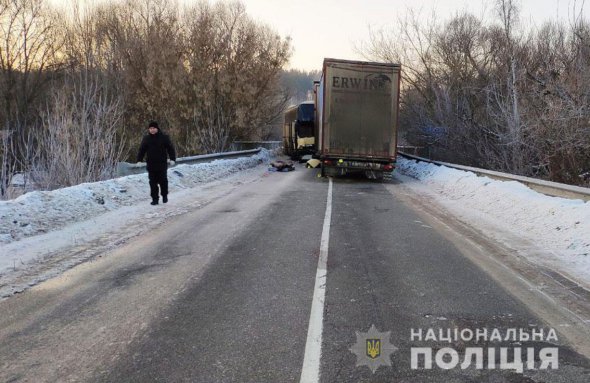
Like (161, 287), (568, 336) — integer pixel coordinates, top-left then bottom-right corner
(0, 150), (274, 290)
(396, 157), (590, 286)
(3, 150), (589, 296)
(0, 149), (272, 245)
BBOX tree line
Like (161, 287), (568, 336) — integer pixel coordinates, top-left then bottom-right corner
(0, 0), (293, 197)
(362, 0), (590, 186)
(6, 0), (584, 198)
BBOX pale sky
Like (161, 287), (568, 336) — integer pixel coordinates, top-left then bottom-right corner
(53, 0), (589, 71)
(229, 0), (588, 71)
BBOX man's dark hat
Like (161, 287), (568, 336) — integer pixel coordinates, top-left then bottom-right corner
(148, 121), (159, 130)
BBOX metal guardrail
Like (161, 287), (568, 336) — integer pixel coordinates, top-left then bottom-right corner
(398, 152), (590, 202)
(231, 141), (281, 151)
(117, 148), (262, 177)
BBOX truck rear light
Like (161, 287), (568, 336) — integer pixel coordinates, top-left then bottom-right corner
(383, 164), (394, 172)
(323, 160), (333, 166)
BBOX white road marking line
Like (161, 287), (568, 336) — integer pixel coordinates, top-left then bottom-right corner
(300, 178), (333, 383)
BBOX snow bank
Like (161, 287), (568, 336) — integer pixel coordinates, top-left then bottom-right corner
(0, 149), (273, 244)
(397, 157), (590, 285)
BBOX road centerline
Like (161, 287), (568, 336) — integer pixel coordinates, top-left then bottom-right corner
(300, 177), (333, 383)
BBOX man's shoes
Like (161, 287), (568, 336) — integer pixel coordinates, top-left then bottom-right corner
(162, 195), (168, 203)
(151, 200), (158, 205)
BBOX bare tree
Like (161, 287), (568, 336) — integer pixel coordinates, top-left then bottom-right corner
(0, 0), (60, 122)
(180, 0), (291, 153)
(360, 0), (590, 185)
(0, 0), (62, 198)
(360, 10), (490, 164)
(192, 102), (230, 154)
(34, 73), (125, 189)
(0, 0), (293, 197)
(96, 0), (186, 152)
(0, 127), (14, 196)
(523, 14), (590, 184)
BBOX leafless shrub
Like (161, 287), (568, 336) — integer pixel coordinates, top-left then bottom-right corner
(34, 74), (125, 190)
(192, 102), (231, 154)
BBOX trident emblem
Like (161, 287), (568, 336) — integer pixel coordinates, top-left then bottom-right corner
(366, 339), (381, 359)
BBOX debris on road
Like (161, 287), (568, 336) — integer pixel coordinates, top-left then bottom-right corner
(306, 159), (321, 169)
(269, 160), (295, 172)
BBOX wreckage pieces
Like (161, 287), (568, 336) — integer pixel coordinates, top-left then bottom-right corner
(269, 160), (295, 172)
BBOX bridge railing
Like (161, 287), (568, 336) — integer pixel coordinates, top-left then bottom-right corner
(398, 151), (590, 202)
(117, 148), (263, 177)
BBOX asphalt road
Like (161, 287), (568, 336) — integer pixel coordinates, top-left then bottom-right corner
(320, 176), (590, 382)
(0, 166), (589, 382)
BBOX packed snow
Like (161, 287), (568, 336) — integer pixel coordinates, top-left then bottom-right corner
(0, 149), (274, 297)
(1, 151), (589, 298)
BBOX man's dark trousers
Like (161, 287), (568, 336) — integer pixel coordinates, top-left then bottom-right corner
(148, 169), (168, 201)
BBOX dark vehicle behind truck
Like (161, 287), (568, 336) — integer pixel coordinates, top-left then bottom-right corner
(283, 101), (315, 160)
(316, 58), (401, 179)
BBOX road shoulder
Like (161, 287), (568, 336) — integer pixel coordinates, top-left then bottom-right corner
(386, 178), (590, 358)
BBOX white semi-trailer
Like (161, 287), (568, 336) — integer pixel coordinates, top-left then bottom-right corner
(316, 58), (401, 179)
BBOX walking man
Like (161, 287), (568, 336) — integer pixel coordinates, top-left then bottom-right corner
(137, 121), (176, 205)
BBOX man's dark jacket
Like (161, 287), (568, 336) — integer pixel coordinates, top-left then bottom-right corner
(137, 130), (176, 171)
